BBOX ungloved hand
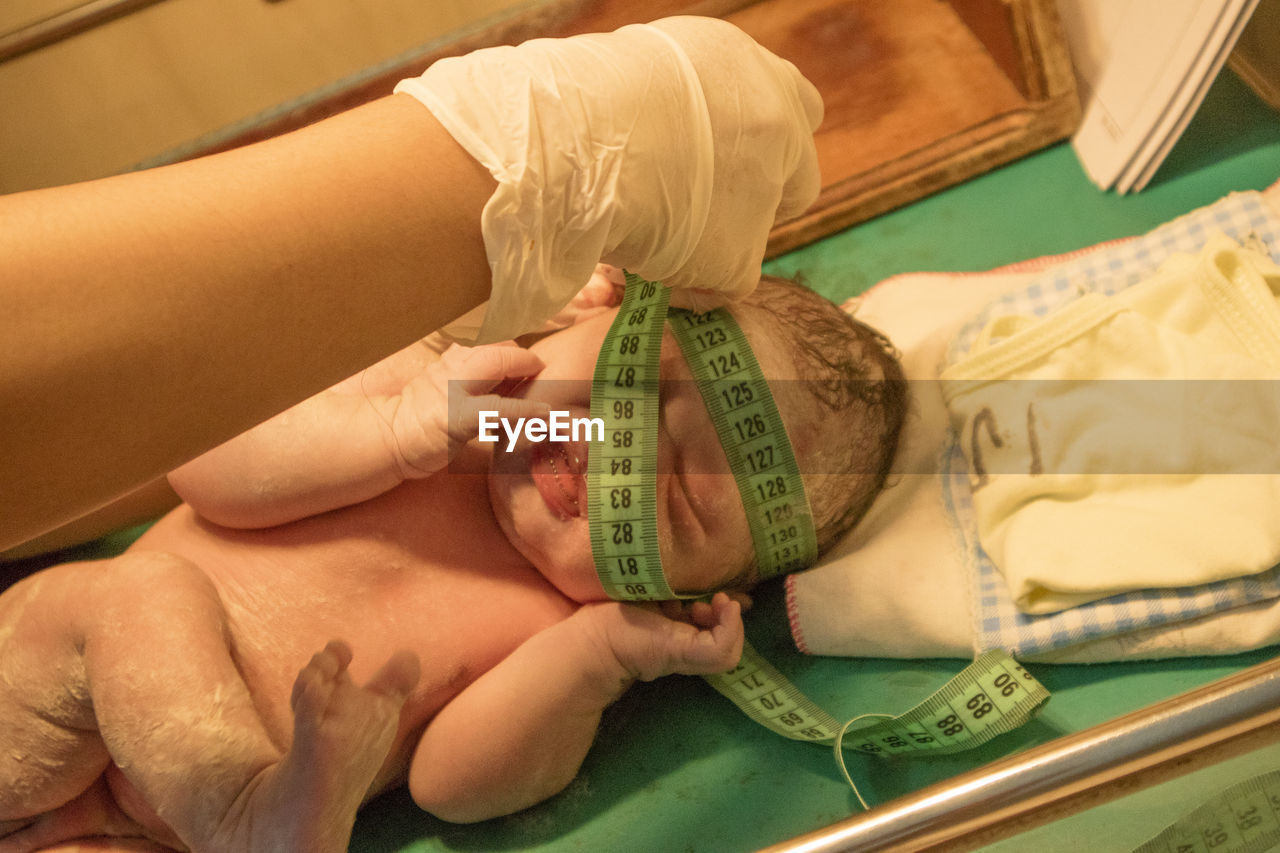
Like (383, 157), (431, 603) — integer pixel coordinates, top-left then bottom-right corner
(395, 16), (822, 344)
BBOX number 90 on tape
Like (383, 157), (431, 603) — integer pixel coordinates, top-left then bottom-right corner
(839, 649), (1048, 756)
(707, 645), (1049, 754)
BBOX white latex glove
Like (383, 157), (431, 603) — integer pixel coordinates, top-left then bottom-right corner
(395, 16), (822, 344)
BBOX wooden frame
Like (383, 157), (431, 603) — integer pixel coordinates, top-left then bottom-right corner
(733, 0), (1081, 254)
(151, 0), (1080, 258)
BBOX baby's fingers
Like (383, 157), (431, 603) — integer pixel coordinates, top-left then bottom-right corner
(686, 592), (748, 628)
(578, 265), (625, 308)
(593, 263), (626, 288)
(672, 596), (743, 675)
(446, 343), (545, 394)
(536, 266), (626, 332)
(451, 395), (552, 445)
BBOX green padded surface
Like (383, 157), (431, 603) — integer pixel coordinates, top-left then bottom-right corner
(347, 71), (1280, 853)
(8, 69), (1276, 853)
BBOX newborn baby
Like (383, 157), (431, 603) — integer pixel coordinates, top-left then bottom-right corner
(0, 275), (904, 853)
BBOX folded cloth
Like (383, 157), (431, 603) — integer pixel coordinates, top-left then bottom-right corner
(944, 236), (1280, 615)
(786, 185), (1280, 661)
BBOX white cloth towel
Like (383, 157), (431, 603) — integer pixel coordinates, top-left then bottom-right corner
(786, 184), (1280, 662)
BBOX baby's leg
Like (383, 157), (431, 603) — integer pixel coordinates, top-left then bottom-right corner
(0, 562), (111, 827)
(0, 775), (166, 852)
(0, 551), (418, 853)
(262, 639), (420, 850)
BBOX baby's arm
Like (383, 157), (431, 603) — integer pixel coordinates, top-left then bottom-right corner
(169, 341), (546, 528)
(408, 593), (743, 823)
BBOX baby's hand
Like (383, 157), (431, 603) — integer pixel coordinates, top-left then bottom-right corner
(390, 343), (548, 478)
(421, 266), (622, 354)
(583, 592), (745, 683)
(537, 264), (625, 332)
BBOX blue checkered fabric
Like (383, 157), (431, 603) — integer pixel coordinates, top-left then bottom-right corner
(940, 192), (1280, 657)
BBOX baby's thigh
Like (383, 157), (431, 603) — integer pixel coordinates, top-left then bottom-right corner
(0, 559), (109, 721)
(0, 551), (229, 725)
(79, 549), (229, 646)
(74, 550), (242, 715)
(0, 551), (242, 829)
(0, 558), (118, 818)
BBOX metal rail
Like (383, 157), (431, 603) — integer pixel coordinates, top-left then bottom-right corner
(0, 0), (172, 64)
(762, 653), (1280, 853)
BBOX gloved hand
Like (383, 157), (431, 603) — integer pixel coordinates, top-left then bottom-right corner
(395, 16), (822, 344)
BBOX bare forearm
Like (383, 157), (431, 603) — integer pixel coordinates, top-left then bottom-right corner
(409, 611), (632, 823)
(410, 596), (743, 822)
(168, 393), (405, 528)
(0, 95), (493, 549)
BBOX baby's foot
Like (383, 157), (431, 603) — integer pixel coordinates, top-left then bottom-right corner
(222, 640), (420, 853)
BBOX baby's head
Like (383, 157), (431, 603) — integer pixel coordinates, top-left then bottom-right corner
(713, 275), (906, 588)
(486, 275), (905, 602)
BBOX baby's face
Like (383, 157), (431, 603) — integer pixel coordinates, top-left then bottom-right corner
(487, 306), (793, 603)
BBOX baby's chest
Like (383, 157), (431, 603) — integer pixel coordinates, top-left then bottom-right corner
(217, 543), (573, 722)
(364, 564), (572, 680)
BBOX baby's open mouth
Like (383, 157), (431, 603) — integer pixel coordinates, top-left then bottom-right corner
(530, 440), (587, 519)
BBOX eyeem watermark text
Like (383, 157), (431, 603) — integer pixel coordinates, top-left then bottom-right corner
(478, 411), (604, 452)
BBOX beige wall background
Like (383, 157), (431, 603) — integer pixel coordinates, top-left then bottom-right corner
(0, 0), (527, 193)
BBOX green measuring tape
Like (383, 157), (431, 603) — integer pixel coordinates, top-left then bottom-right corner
(668, 304), (817, 579)
(586, 273), (1049, 778)
(587, 275), (676, 600)
(1134, 769), (1280, 853)
(586, 273), (816, 599)
(706, 646), (1048, 754)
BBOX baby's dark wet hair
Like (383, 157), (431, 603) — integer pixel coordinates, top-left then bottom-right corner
(725, 275), (906, 586)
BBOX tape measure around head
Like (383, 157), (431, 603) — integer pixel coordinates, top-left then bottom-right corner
(1133, 769), (1280, 853)
(667, 305), (817, 578)
(587, 273), (1049, 777)
(587, 275), (676, 601)
(587, 270), (820, 598)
